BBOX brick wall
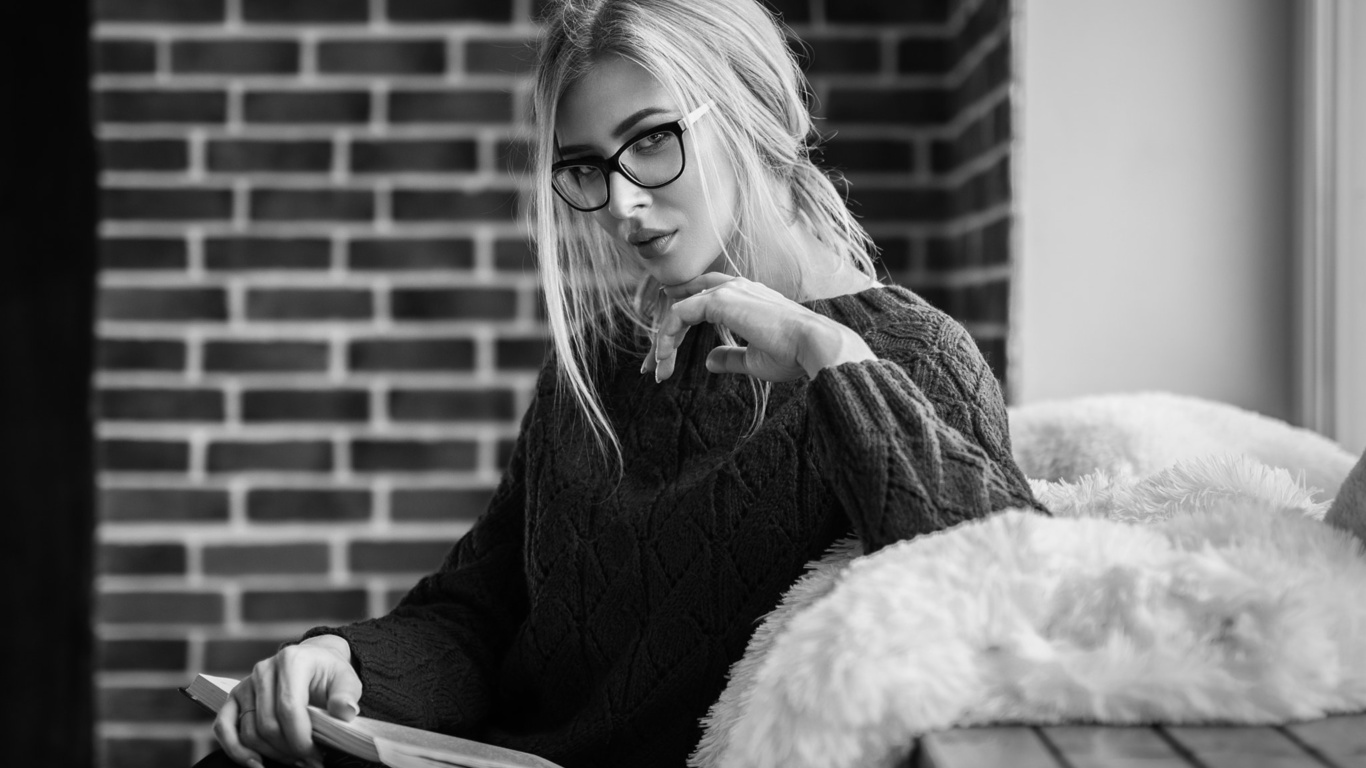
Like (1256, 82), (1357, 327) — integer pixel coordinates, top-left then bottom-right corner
(90, 0), (1012, 765)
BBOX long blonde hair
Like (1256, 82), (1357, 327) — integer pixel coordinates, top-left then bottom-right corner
(528, 0), (878, 466)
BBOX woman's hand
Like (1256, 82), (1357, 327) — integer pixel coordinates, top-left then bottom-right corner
(644, 273), (876, 383)
(213, 634), (361, 768)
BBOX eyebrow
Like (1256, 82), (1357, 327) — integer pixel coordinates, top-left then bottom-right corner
(556, 106), (672, 157)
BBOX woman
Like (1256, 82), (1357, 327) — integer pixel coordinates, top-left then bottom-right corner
(201, 0), (1045, 766)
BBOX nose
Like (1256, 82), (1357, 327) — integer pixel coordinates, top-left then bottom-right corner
(603, 170), (650, 219)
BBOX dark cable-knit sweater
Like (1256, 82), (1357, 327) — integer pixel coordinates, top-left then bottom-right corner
(305, 285), (1046, 768)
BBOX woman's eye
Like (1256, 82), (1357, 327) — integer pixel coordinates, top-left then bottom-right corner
(632, 132), (675, 154)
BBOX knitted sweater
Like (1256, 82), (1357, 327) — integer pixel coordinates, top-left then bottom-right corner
(305, 285), (1045, 768)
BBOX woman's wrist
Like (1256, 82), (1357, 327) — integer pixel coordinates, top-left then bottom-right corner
(798, 315), (876, 380)
(301, 633), (352, 665)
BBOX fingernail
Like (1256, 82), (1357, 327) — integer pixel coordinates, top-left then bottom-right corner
(640, 361), (648, 374)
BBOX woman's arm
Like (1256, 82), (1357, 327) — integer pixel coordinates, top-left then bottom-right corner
(299, 395), (538, 734)
(808, 316), (1046, 553)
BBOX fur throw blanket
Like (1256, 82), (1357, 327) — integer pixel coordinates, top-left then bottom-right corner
(690, 395), (1366, 768)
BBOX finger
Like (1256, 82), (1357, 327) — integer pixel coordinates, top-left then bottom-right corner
(655, 324), (689, 383)
(660, 272), (736, 300)
(275, 652), (323, 761)
(706, 346), (751, 375)
(213, 686), (265, 768)
(325, 667), (364, 722)
(250, 662), (291, 759)
(239, 715), (299, 768)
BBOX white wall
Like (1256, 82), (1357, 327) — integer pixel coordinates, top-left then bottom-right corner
(1014, 0), (1295, 422)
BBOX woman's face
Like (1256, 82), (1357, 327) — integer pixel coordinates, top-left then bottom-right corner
(555, 56), (738, 287)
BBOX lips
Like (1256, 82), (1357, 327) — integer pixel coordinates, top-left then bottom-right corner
(628, 228), (673, 246)
(627, 228), (677, 258)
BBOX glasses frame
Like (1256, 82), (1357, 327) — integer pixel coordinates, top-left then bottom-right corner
(551, 102), (714, 213)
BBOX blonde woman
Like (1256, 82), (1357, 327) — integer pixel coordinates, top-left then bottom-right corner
(202, 1), (1046, 767)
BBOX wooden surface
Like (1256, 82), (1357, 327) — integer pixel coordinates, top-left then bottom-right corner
(917, 715), (1366, 768)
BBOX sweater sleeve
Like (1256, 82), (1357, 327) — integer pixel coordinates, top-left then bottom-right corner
(808, 315), (1046, 553)
(299, 398), (537, 735)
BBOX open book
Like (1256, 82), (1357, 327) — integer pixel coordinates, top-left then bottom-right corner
(180, 674), (565, 768)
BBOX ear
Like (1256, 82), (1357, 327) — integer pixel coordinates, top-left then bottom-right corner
(1325, 446), (1366, 545)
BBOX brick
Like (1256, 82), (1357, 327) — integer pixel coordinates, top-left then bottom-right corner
(98, 638), (188, 671)
(957, 37), (1010, 107)
(207, 440), (333, 472)
(388, 0), (510, 22)
(494, 336), (548, 370)
(244, 90), (370, 123)
(974, 334), (1006, 378)
(97, 90), (227, 123)
(96, 0), (224, 23)
(98, 686), (210, 723)
(250, 188), (374, 221)
(819, 138), (914, 172)
(100, 487), (229, 522)
(496, 437), (516, 468)
(825, 87), (950, 124)
(758, 0), (811, 23)
(349, 540), (450, 573)
(348, 338), (475, 371)
(101, 238), (188, 270)
(496, 138), (531, 175)
(98, 543), (187, 575)
(172, 40), (299, 74)
(248, 488), (371, 522)
(99, 287), (228, 321)
(392, 189), (518, 221)
(104, 738), (195, 768)
(392, 487), (492, 521)
(205, 236), (332, 270)
(246, 288), (373, 321)
(351, 439), (478, 472)
(207, 139), (332, 173)
(101, 138), (189, 172)
(825, 0), (950, 23)
(349, 238), (474, 270)
(242, 389), (369, 422)
(391, 287), (517, 320)
(102, 187), (233, 221)
(242, 0), (368, 23)
(203, 340), (330, 372)
(897, 37), (952, 75)
(794, 37), (880, 74)
(351, 139), (477, 173)
(98, 387), (225, 422)
(203, 637), (291, 674)
(388, 89), (513, 124)
(465, 38), (536, 76)
(98, 591), (223, 624)
(318, 39), (446, 75)
(493, 239), (534, 271)
(389, 388), (515, 422)
(96, 39), (157, 74)
(847, 188), (950, 223)
(982, 217), (1009, 265)
(203, 543), (330, 575)
(99, 439), (190, 472)
(242, 589), (367, 622)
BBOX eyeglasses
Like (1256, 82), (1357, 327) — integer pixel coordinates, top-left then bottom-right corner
(550, 102), (714, 212)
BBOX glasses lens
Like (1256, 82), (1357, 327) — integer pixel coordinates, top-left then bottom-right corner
(552, 166), (608, 210)
(620, 129), (684, 187)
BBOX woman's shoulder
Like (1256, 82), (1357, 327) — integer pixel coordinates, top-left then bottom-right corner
(806, 283), (954, 338)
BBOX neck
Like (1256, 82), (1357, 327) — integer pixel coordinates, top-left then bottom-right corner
(784, 218), (879, 303)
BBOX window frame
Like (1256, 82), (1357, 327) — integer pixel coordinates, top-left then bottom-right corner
(1296, 0), (1366, 453)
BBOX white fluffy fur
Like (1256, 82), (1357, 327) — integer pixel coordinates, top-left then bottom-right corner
(690, 453), (1366, 768)
(1008, 391), (1357, 501)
